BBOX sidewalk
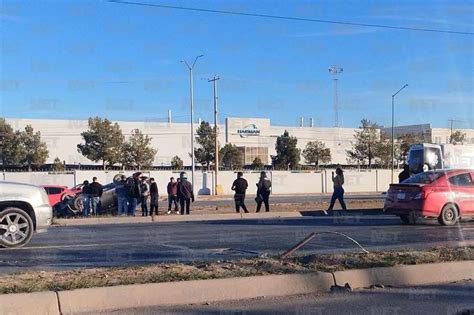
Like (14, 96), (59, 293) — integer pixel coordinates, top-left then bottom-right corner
(196, 191), (384, 201)
(53, 209), (384, 226)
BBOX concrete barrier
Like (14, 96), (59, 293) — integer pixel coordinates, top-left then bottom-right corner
(333, 261), (474, 288)
(2, 169), (394, 196)
(0, 291), (59, 315)
(58, 273), (334, 314)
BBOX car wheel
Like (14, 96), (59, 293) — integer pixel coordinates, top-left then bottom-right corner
(399, 214), (410, 225)
(73, 196), (83, 211)
(0, 207), (34, 248)
(60, 192), (75, 202)
(438, 204), (459, 226)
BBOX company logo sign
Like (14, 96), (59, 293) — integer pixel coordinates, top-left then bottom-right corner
(237, 124), (260, 138)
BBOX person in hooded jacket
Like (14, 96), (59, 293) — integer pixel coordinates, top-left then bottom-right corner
(176, 172), (194, 215)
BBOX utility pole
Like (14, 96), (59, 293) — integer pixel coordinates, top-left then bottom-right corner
(208, 75), (220, 195)
(328, 65), (343, 127)
(391, 84), (408, 184)
(181, 55), (204, 194)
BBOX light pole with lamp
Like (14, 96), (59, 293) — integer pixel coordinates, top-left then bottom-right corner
(391, 84), (408, 183)
(181, 55), (204, 193)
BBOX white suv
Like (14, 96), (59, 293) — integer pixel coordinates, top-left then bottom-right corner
(0, 181), (52, 248)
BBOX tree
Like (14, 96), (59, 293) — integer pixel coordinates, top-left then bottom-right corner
(121, 129), (157, 170)
(251, 157), (264, 170)
(170, 155), (183, 169)
(194, 121), (217, 170)
(373, 134), (393, 168)
(0, 118), (24, 166)
(19, 125), (49, 171)
(346, 119), (379, 167)
(397, 133), (424, 163)
(77, 117), (124, 170)
(273, 130), (300, 170)
(220, 143), (243, 170)
(51, 157), (65, 172)
(302, 140), (331, 168)
(450, 130), (466, 144)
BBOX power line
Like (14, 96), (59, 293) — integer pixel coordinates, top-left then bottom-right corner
(108, 0), (474, 36)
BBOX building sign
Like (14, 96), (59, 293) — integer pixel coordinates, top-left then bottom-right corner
(237, 124), (261, 137)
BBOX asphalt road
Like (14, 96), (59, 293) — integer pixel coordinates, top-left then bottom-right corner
(101, 281), (474, 315)
(0, 215), (473, 274)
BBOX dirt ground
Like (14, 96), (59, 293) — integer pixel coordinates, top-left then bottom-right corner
(179, 199), (383, 215)
(0, 247), (471, 294)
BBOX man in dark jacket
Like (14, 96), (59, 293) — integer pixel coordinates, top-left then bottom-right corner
(231, 172), (249, 213)
(177, 172), (194, 215)
(256, 171), (271, 212)
(115, 175), (128, 216)
(398, 164), (411, 183)
(167, 177), (178, 214)
(149, 177), (159, 216)
(126, 172), (141, 216)
(89, 177), (103, 216)
(81, 180), (91, 217)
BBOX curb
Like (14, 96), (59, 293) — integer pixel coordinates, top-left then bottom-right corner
(58, 273), (334, 314)
(0, 291), (59, 315)
(2, 261), (471, 314)
(333, 260), (474, 288)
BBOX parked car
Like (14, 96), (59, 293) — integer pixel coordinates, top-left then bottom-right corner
(0, 181), (52, 248)
(41, 185), (78, 206)
(384, 169), (474, 225)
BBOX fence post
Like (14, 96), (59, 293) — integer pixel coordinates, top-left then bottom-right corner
(376, 169), (378, 192)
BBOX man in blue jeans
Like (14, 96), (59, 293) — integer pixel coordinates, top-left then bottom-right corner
(81, 180), (91, 217)
(115, 175), (128, 216)
(126, 172), (141, 216)
(89, 177), (103, 216)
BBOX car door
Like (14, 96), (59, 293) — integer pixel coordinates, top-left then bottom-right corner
(447, 173), (474, 215)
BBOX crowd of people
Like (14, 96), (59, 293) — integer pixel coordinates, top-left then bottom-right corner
(79, 166), (412, 217)
(80, 171), (277, 217)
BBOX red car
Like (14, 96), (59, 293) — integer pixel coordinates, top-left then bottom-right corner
(41, 185), (78, 206)
(384, 169), (474, 225)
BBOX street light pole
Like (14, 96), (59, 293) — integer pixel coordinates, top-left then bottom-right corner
(181, 55), (204, 194)
(391, 84), (408, 184)
(208, 75), (220, 195)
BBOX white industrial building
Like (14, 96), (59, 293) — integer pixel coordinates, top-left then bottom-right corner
(6, 117), (473, 167)
(381, 124), (474, 145)
(6, 117), (359, 166)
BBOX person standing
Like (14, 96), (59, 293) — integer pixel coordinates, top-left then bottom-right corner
(398, 164), (410, 183)
(325, 167), (347, 215)
(126, 172), (141, 216)
(89, 177), (103, 216)
(81, 180), (91, 217)
(115, 175), (128, 216)
(140, 176), (150, 216)
(167, 177), (179, 214)
(177, 172), (194, 215)
(149, 177), (159, 216)
(232, 172), (249, 213)
(256, 171), (272, 212)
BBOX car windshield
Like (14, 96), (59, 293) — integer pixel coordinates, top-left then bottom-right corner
(403, 171), (444, 184)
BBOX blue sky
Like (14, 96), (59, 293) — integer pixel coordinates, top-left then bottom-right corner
(1, 0), (473, 128)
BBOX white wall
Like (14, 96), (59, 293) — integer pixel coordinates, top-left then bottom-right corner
(2, 170), (393, 195)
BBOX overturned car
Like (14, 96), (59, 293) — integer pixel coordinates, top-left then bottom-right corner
(53, 174), (125, 217)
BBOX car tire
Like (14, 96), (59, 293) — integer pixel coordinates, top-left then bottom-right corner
(438, 204), (459, 226)
(73, 196), (83, 211)
(0, 207), (34, 248)
(399, 214), (410, 225)
(60, 192), (75, 202)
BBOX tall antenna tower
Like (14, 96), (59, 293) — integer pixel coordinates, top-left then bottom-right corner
(328, 65), (343, 127)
